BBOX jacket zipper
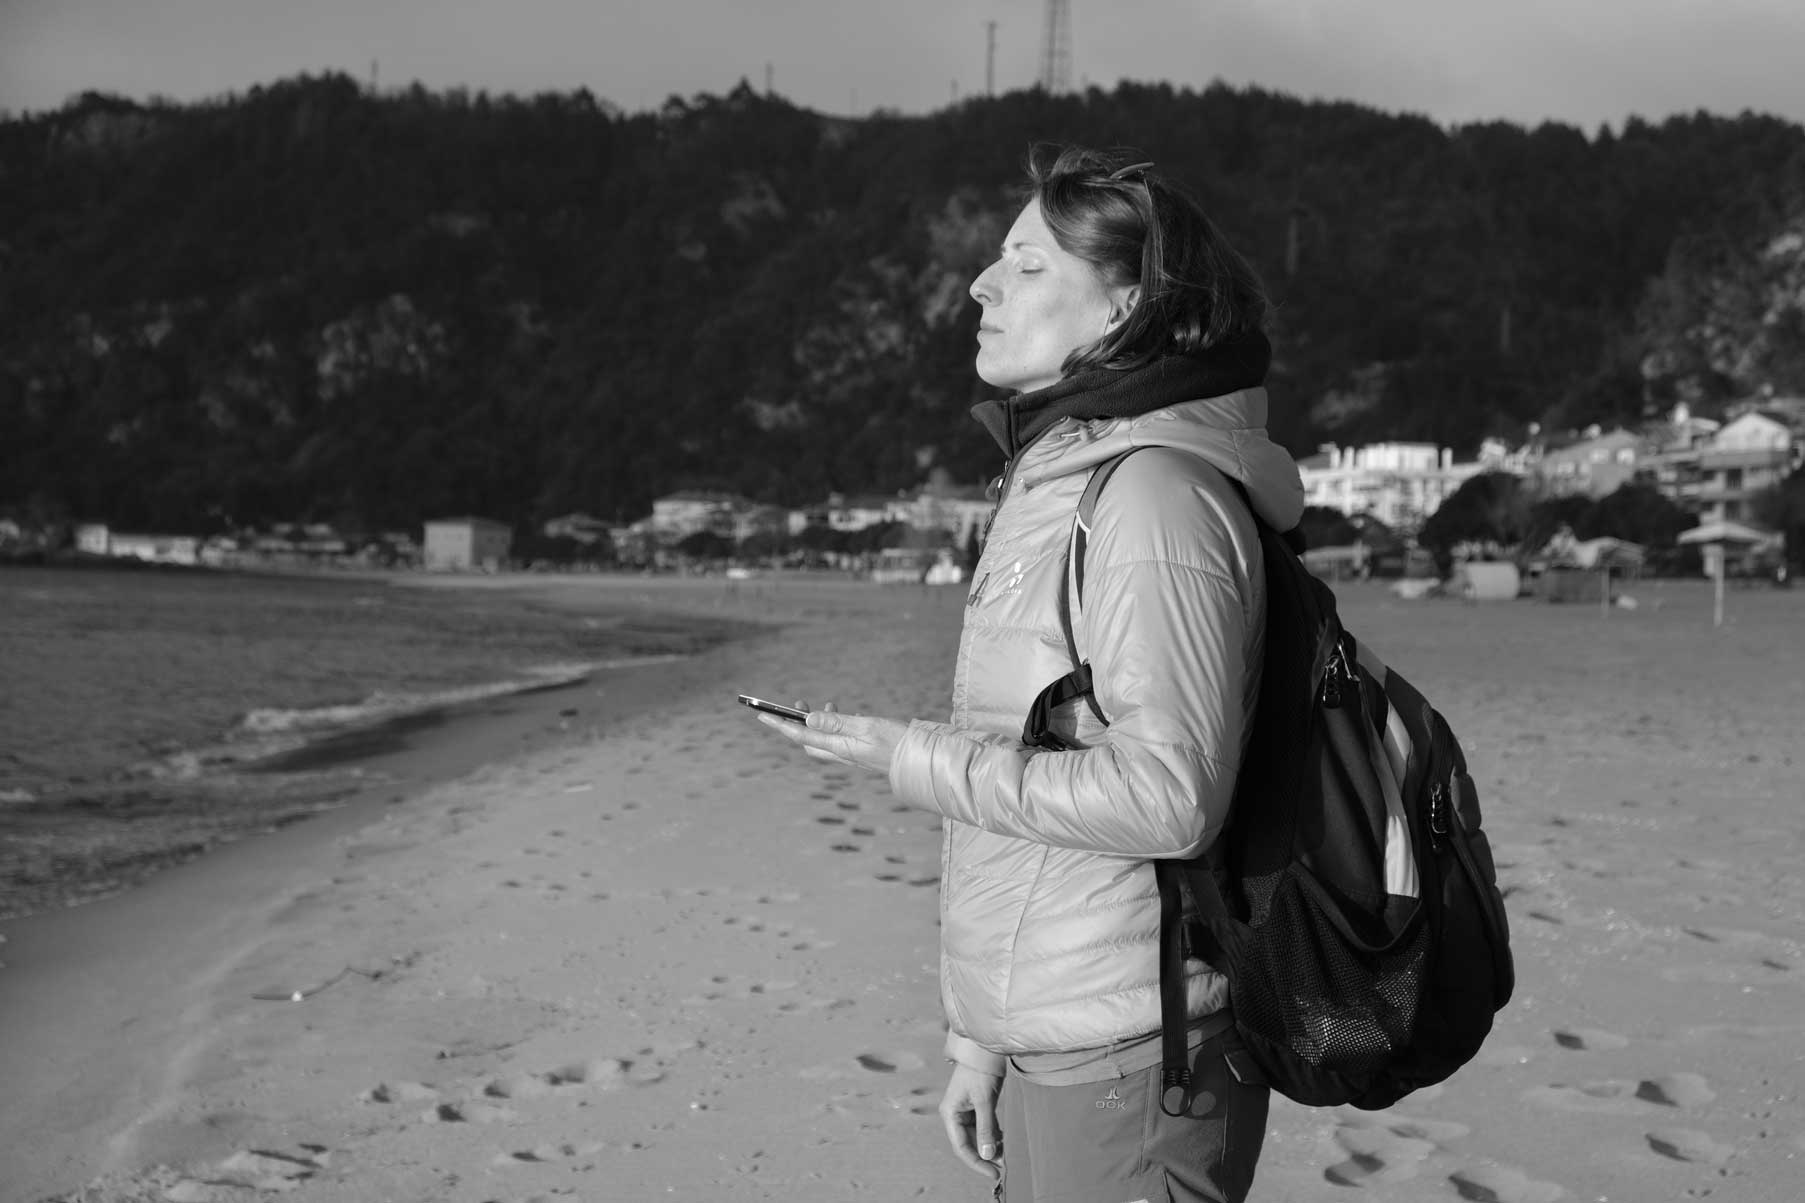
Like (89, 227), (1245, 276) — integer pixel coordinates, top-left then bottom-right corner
(972, 453), (1023, 604)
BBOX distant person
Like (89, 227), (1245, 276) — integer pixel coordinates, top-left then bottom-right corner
(755, 144), (1303, 1201)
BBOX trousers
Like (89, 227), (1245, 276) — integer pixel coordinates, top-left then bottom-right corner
(994, 1029), (1269, 1203)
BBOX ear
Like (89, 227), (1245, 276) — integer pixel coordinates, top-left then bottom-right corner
(1105, 284), (1141, 329)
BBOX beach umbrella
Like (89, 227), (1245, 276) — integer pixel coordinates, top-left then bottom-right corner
(1676, 519), (1769, 547)
(1678, 520), (1772, 627)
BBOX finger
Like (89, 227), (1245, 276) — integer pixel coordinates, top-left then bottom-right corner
(756, 714), (805, 740)
(939, 1095), (999, 1181)
(939, 1101), (985, 1177)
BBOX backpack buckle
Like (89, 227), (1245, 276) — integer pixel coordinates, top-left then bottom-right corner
(1160, 1066), (1193, 1117)
(1429, 781), (1451, 841)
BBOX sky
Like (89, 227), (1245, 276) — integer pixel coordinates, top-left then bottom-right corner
(3, 0), (1804, 132)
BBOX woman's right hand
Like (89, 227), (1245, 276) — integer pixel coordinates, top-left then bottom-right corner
(938, 1062), (1003, 1180)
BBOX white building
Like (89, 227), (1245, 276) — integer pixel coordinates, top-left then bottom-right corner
(105, 533), (202, 565)
(75, 523), (111, 555)
(1297, 442), (1491, 532)
(423, 517), (512, 571)
(648, 491), (745, 542)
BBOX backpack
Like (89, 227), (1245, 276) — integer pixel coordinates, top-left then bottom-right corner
(1021, 449), (1514, 1114)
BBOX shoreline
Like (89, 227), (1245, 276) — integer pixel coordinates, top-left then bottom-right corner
(0, 568), (784, 922)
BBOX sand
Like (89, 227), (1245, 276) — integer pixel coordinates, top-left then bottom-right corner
(1, 571), (1802, 1202)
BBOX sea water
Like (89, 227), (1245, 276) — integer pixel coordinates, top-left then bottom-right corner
(0, 564), (744, 917)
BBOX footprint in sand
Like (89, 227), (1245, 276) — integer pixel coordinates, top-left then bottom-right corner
(1321, 1125), (1435, 1187)
(493, 1139), (610, 1166)
(1645, 1128), (1735, 1165)
(799, 1049), (927, 1080)
(1552, 1027), (1629, 1051)
(777, 995), (855, 1013)
(1526, 1071), (1713, 1114)
(430, 1100), (519, 1124)
(361, 1081), (441, 1104)
(1447, 1164), (1565, 1202)
(1320, 1115), (1470, 1188)
(1636, 1072), (1714, 1107)
(1522, 1080), (1643, 1114)
(682, 974), (799, 1005)
(164, 1147), (329, 1199)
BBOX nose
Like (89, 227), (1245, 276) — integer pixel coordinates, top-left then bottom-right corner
(970, 261), (1000, 306)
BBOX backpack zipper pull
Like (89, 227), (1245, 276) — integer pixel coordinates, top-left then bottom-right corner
(1429, 780), (1450, 848)
(1322, 644), (1348, 708)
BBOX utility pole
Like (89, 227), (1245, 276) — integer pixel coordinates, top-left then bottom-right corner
(1038, 0), (1071, 94)
(985, 20), (998, 97)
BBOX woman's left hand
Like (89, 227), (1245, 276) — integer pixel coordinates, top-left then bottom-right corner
(757, 705), (908, 777)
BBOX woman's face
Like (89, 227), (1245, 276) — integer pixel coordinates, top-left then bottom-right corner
(969, 201), (1134, 394)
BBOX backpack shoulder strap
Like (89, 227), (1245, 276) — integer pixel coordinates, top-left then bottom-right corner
(1056, 448), (1144, 675)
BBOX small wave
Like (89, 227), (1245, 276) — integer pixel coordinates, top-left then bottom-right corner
(235, 655), (681, 735)
(133, 654), (688, 780)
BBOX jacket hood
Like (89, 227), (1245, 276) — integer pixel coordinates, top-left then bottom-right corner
(971, 339), (1304, 533)
(1020, 387), (1306, 534)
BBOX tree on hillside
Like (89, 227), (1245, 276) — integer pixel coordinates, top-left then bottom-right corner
(5, 83), (1805, 532)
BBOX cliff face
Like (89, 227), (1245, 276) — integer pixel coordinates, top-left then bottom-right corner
(3, 76), (1802, 532)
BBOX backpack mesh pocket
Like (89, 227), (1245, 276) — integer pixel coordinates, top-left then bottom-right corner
(1231, 870), (1430, 1076)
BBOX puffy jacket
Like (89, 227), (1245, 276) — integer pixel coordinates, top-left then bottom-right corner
(887, 386), (1305, 1070)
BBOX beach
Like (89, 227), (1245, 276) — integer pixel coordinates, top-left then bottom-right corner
(2, 571), (1803, 1202)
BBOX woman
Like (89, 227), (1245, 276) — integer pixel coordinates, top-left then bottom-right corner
(757, 145), (1304, 1202)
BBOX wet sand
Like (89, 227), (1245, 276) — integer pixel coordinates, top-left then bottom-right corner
(1, 572), (1801, 1202)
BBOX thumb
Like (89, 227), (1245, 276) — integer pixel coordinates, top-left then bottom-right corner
(974, 1100), (998, 1163)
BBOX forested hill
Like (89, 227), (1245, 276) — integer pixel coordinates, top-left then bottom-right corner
(4, 75), (1804, 534)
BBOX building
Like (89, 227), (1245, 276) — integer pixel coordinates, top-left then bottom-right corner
(104, 533), (202, 565)
(1639, 411), (1796, 523)
(648, 491), (746, 543)
(905, 477), (994, 546)
(1531, 427), (1644, 499)
(423, 517), (512, 571)
(75, 523), (111, 555)
(541, 512), (613, 546)
(1297, 442), (1490, 533)
(820, 492), (910, 533)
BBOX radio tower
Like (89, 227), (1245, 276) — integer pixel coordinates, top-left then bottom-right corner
(1038, 0), (1071, 93)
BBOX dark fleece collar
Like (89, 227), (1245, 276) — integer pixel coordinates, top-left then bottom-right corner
(970, 331), (1271, 459)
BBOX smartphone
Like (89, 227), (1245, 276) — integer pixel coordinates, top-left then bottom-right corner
(738, 694), (809, 723)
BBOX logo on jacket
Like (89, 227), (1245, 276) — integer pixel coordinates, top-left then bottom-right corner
(1095, 1085), (1127, 1110)
(967, 560), (1026, 609)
